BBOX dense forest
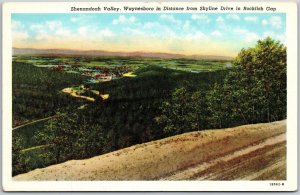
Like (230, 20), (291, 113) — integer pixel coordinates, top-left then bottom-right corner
(12, 63), (88, 126)
(12, 37), (286, 176)
(157, 37), (286, 133)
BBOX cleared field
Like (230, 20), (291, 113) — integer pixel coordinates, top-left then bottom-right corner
(13, 120), (286, 181)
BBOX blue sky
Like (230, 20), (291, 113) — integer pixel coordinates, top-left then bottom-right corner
(12, 13), (286, 57)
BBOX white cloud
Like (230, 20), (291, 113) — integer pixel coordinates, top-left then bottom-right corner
(263, 31), (285, 44)
(46, 21), (62, 31)
(263, 31), (275, 37)
(244, 16), (258, 22)
(55, 28), (71, 36)
(12, 20), (24, 30)
(182, 20), (191, 31)
(261, 17), (282, 29)
(129, 16), (136, 23)
(216, 16), (224, 23)
(30, 24), (44, 31)
(124, 28), (144, 36)
(113, 15), (137, 25)
(29, 20), (70, 41)
(70, 15), (97, 24)
(30, 24), (48, 40)
(234, 27), (259, 43)
(160, 14), (181, 26)
(276, 34), (286, 44)
(144, 18), (191, 35)
(163, 27), (176, 37)
(35, 33), (52, 41)
(226, 14), (240, 20)
(143, 22), (160, 29)
(185, 31), (207, 41)
(143, 22), (178, 38)
(78, 25), (114, 38)
(112, 15), (124, 24)
(13, 31), (29, 40)
(211, 30), (222, 37)
(78, 26), (88, 36)
(99, 28), (114, 37)
(262, 19), (268, 26)
(245, 32), (259, 42)
(191, 14), (210, 23)
(71, 17), (79, 23)
(12, 20), (29, 44)
(269, 16), (282, 29)
(234, 27), (248, 34)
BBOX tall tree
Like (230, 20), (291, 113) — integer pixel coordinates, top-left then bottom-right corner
(230, 37), (286, 123)
(208, 37), (287, 127)
(35, 111), (78, 163)
(12, 135), (26, 175)
(190, 90), (208, 130)
(155, 87), (195, 136)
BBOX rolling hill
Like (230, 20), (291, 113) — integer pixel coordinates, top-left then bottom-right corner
(13, 120), (286, 180)
(12, 47), (233, 60)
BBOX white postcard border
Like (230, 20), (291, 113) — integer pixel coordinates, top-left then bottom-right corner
(2, 1), (298, 191)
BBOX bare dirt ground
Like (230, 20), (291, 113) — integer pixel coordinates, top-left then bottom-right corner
(13, 120), (286, 181)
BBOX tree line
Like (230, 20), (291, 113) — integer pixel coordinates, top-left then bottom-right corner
(156, 37), (286, 136)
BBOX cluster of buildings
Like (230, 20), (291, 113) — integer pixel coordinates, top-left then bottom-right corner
(51, 64), (135, 83)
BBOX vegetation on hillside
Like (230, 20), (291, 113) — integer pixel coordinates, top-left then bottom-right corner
(156, 37), (286, 135)
(12, 37), (286, 176)
(13, 120), (286, 181)
(13, 62), (87, 126)
(13, 63), (226, 175)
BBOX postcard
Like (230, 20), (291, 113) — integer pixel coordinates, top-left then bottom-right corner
(2, 1), (298, 191)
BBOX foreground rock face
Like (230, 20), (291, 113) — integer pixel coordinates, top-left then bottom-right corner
(14, 120), (286, 181)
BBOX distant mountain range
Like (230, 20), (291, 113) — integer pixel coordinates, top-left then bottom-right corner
(13, 48), (233, 60)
